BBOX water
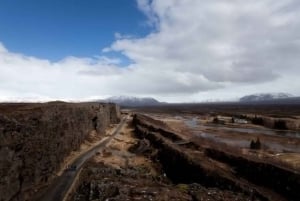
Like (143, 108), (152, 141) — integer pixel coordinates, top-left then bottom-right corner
(195, 132), (300, 153)
(183, 118), (300, 138)
(183, 117), (300, 153)
(184, 118), (198, 128)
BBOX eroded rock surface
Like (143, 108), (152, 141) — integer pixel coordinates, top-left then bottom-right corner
(131, 114), (300, 201)
(0, 102), (120, 201)
(74, 162), (261, 201)
(72, 115), (264, 201)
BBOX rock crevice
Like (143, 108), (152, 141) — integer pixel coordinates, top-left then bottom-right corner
(0, 102), (120, 201)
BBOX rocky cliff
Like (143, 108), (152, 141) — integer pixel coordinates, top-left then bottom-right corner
(0, 102), (120, 201)
(133, 114), (300, 201)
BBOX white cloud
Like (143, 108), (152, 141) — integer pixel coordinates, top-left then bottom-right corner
(107, 0), (300, 100)
(0, 46), (122, 101)
(0, 0), (300, 102)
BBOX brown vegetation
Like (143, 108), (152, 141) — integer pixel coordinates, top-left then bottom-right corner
(131, 114), (300, 201)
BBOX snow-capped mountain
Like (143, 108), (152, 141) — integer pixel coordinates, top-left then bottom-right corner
(240, 93), (293, 102)
(105, 96), (161, 107)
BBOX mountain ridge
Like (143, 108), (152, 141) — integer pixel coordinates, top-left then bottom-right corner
(105, 96), (162, 107)
(240, 93), (293, 102)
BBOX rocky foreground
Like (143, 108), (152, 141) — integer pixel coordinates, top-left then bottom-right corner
(70, 114), (299, 201)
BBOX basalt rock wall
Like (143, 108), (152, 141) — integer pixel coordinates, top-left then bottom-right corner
(0, 102), (120, 201)
(133, 114), (300, 201)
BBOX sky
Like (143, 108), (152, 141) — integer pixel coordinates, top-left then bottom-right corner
(0, 0), (299, 102)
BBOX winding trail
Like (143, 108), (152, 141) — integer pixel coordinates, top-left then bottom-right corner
(34, 116), (128, 201)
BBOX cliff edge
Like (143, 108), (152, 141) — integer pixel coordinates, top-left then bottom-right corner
(0, 102), (120, 201)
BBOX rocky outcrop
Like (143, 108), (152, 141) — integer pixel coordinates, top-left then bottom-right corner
(0, 102), (120, 201)
(73, 161), (260, 201)
(132, 114), (300, 201)
(204, 148), (300, 201)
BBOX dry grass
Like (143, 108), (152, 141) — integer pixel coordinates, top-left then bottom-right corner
(93, 118), (157, 175)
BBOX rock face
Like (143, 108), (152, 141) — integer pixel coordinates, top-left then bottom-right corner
(0, 102), (120, 201)
(132, 114), (300, 201)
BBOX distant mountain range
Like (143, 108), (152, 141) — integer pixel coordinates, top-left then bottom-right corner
(105, 96), (162, 107)
(240, 93), (293, 102)
(96, 93), (300, 107)
(239, 93), (300, 104)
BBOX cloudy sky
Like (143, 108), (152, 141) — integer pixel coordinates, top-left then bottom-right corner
(0, 0), (299, 102)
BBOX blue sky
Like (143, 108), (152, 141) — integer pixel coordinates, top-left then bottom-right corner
(0, 0), (150, 61)
(0, 0), (299, 102)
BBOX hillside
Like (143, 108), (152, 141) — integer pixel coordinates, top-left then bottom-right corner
(240, 93), (294, 103)
(105, 96), (162, 107)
